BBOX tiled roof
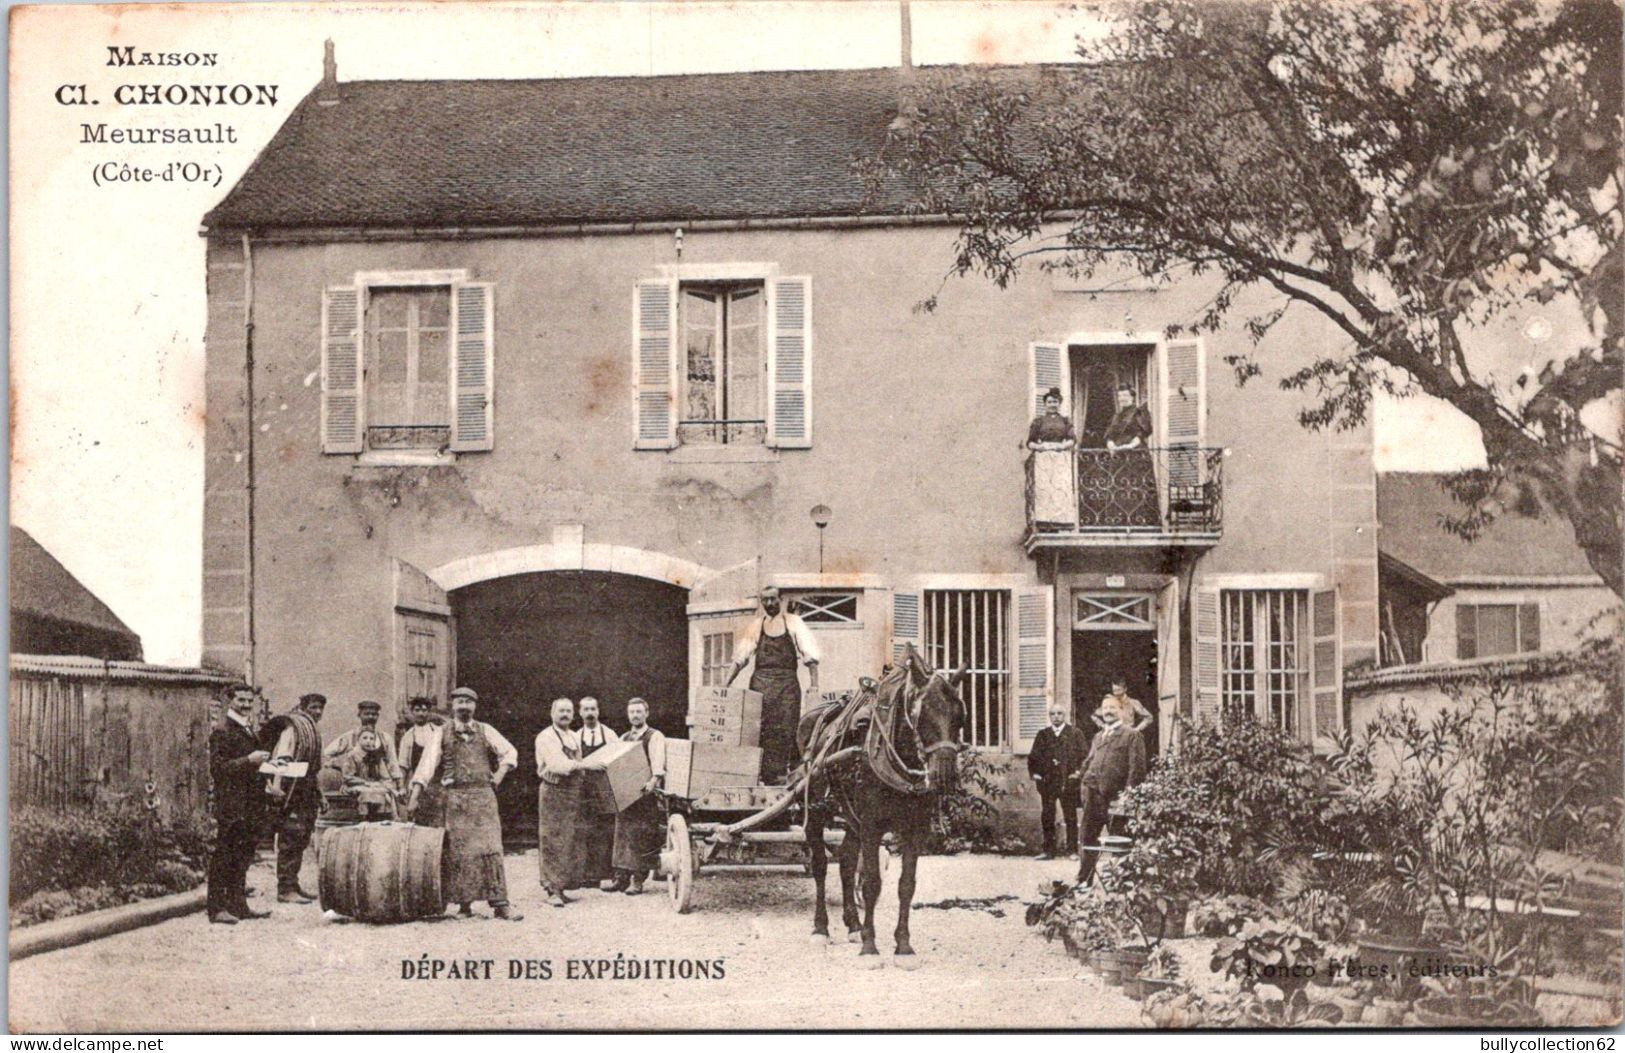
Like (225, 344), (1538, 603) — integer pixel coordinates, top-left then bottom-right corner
(9, 527), (142, 649)
(203, 67), (926, 232)
(1377, 472), (1600, 582)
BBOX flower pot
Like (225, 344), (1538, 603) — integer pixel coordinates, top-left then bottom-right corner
(1140, 976), (1182, 1000)
(1156, 899), (1189, 940)
(1368, 912), (1424, 942)
(1118, 944), (1152, 976)
(1330, 993), (1365, 1024)
(1089, 948), (1113, 974)
(1123, 974), (1146, 1000)
(1098, 949), (1124, 986)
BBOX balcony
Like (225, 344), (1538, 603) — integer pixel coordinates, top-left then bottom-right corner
(1024, 446), (1224, 552)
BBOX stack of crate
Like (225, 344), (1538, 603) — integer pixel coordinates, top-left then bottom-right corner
(686, 685), (763, 747)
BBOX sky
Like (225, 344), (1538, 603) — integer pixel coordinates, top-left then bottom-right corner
(8, 0), (1538, 666)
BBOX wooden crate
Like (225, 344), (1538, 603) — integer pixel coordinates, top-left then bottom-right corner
(665, 739), (763, 799)
(686, 686), (763, 747)
(580, 739), (653, 812)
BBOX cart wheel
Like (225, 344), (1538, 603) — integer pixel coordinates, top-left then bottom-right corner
(661, 812), (695, 914)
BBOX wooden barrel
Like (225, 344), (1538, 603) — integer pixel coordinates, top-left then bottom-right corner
(318, 822), (446, 923)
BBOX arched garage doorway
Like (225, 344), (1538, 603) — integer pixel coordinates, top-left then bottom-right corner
(451, 571), (689, 843)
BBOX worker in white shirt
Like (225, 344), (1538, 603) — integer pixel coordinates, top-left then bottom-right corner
(726, 586), (821, 783)
(405, 687), (522, 920)
(534, 698), (583, 908)
(575, 696), (619, 888)
(603, 697), (668, 895)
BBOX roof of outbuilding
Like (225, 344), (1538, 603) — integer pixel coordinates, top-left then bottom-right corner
(203, 67), (930, 232)
(1376, 472), (1600, 582)
(10, 526), (143, 651)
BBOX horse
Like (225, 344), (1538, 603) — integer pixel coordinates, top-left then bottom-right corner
(800, 646), (968, 967)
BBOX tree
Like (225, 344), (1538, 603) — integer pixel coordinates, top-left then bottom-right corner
(866, 0), (1623, 595)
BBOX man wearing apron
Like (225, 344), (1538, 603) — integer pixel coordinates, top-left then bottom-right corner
(727, 586), (820, 784)
(605, 697), (667, 895)
(406, 688), (523, 920)
(574, 696), (619, 889)
(534, 698), (584, 908)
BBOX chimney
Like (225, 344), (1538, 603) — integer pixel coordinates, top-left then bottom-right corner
(318, 39), (338, 104)
(889, 0), (917, 138)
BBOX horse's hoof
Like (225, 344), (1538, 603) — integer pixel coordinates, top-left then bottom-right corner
(847, 930), (864, 944)
(809, 933), (832, 947)
(856, 954), (884, 970)
(893, 954), (922, 971)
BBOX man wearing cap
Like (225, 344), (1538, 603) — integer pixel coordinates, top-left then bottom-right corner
(207, 683), (271, 924)
(324, 700), (404, 792)
(604, 697), (667, 895)
(407, 687), (523, 920)
(726, 586), (820, 783)
(262, 692), (327, 904)
(396, 696), (446, 826)
(574, 696), (619, 889)
(1076, 695), (1149, 884)
(534, 698), (583, 908)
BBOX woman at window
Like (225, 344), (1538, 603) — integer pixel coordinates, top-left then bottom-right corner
(1079, 385), (1158, 527)
(1026, 388), (1077, 531)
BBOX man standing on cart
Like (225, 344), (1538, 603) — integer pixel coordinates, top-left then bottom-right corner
(726, 586), (820, 784)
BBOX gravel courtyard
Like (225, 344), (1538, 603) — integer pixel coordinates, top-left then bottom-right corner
(10, 849), (1143, 1031)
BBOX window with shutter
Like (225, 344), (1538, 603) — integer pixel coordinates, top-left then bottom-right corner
(768, 276), (812, 448)
(321, 286), (363, 454)
(328, 271), (492, 458)
(678, 282), (766, 445)
(634, 279), (679, 450)
(890, 589), (923, 666)
(1193, 586), (1221, 724)
(1010, 586), (1052, 754)
(922, 590), (1014, 750)
(1310, 588), (1340, 747)
(1159, 338), (1206, 495)
(1455, 603), (1538, 658)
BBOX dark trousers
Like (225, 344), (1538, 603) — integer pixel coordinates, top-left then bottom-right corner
(1075, 785), (1114, 884)
(1038, 785), (1079, 854)
(207, 817), (258, 916)
(275, 804), (315, 893)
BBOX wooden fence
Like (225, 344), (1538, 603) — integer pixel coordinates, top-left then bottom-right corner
(9, 655), (237, 820)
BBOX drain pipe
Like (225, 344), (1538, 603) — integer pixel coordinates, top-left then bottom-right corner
(242, 233), (257, 686)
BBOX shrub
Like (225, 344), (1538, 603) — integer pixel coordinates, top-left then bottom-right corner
(10, 804), (208, 909)
(1116, 715), (1330, 898)
(930, 750), (1020, 853)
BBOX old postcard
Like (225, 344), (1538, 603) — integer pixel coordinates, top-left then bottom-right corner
(8, 0), (1623, 1034)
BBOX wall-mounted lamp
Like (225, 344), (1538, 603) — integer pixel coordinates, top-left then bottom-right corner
(674, 226), (684, 259)
(809, 504), (833, 574)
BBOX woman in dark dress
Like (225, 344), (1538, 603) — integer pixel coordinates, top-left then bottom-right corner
(1025, 388), (1077, 530)
(1080, 385), (1158, 526)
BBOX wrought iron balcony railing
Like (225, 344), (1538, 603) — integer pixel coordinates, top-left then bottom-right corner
(1024, 446), (1224, 548)
(367, 424), (451, 451)
(677, 419), (767, 445)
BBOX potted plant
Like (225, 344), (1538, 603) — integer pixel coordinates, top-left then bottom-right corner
(1134, 944), (1184, 1001)
(1142, 988), (1205, 1029)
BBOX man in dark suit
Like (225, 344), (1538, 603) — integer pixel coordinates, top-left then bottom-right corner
(1026, 703), (1086, 858)
(207, 683), (271, 924)
(1076, 694), (1149, 884)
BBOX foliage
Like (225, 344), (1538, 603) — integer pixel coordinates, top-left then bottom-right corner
(1317, 643), (1623, 1002)
(1283, 888), (1353, 943)
(930, 749), (1022, 853)
(1189, 894), (1271, 937)
(868, 0), (1624, 594)
(1116, 715), (1332, 897)
(1211, 920), (1325, 1003)
(10, 804), (208, 912)
(1027, 882), (1133, 954)
(1143, 943), (1183, 981)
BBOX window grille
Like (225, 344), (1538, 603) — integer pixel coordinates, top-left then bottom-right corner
(787, 592), (859, 625)
(925, 589), (1010, 748)
(1220, 589), (1306, 732)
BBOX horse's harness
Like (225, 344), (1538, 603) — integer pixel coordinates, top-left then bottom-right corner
(863, 668), (959, 795)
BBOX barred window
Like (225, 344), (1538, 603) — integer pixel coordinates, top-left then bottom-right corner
(787, 592), (859, 625)
(925, 589), (1010, 748)
(1220, 590), (1306, 733)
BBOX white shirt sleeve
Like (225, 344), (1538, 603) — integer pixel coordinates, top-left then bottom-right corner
(786, 614), (821, 664)
(409, 725), (444, 789)
(647, 729), (667, 779)
(534, 727), (575, 776)
(482, 723), (518, 772)
(731, 617), (763, 664)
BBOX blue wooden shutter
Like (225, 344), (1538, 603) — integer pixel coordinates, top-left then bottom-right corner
(449, 282), (494, 452)
(321, 286), (363, 454)
(768, 276), (812, 448)
(634, 279), (678, 450)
